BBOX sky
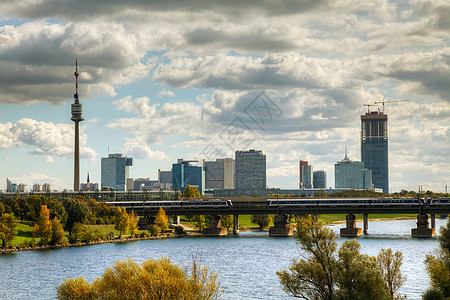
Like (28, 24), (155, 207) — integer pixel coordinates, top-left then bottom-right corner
(0, 0), (449, 193)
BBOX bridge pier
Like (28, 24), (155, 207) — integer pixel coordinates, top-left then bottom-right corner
(340, 214), (362, 237)
(168, 215), (180, 225)
(202, 215), (228, 236)
(363, 214), (369, 235)
(269, 215), (294, 237)
(412, 214), (435, 238)
(233, 214), (239, 234)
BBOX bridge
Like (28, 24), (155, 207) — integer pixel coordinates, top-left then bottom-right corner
(116, 197), (450, 238)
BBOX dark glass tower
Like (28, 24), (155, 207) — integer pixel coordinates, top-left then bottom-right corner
(361, 111), (388, 193)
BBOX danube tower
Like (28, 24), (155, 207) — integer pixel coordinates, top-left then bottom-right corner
(71, 60), (84, 191)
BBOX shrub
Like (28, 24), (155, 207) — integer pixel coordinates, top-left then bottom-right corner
(174, 226), (185, 235)
(422, 287), (444, 300)
(147, 225), (159, 237)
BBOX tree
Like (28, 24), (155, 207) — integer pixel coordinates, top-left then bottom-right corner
(425, 219), (450, 297)
(193, 215), (206, 231)
(63, 197), (89, 233)
(56, 257), (222, 300)
(251, 214), (271, 230)
(114, 207), (130, 238)
(0, 213), (17, 248)
(221, 215), (233, 231)
(128, 210), (139, 237)
(183, 184), (201, 198)
(377, 248), (406, 299)
(277, 217), (338, 300)
(336, 239), (389, 300)
(51, 216), (66, 245)
(155, 207), (169, 234)
(277, 216), (402, 300)
(34, 205), (52, 245)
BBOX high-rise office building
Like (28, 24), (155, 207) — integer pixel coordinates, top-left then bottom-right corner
(172, 159), (205, 194)
(335, 153), (373, 190)
(235, 150), (266, 196)
(42, 183), (52, 192)
(361, 110), (388, 193)
(33, 183), (42, 192)
(204, 158), (235, 190)
(17, 183), (28, 193)
(158, 169), (172, 189)
(101, 153), (133, 191)
(313, 170), (327, 189)
(6, 178), (11, 192)
(299, 160), (308, 188)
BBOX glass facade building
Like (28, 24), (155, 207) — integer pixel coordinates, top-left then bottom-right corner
(361, 111), (389, 193)
(235, 150), (266, 196)
(335, 154), (373, 190)
(172, 160), (205, 194)
(101, 154), (133, 191)
(313, 170), (327, 189)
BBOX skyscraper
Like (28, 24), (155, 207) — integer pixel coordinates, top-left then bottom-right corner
(335, 153), (373, 190)
(299, 160), (313, 189)
(101, 154), (133, 191)
(204, 158), (235, 190)
(235, 150), (266, 196)
(361, 110), (388, 193)
(313, 170), (327, 189)
(172, 159), (205, 194)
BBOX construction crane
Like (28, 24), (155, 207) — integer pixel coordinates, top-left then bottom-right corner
(374, 99), (409, 113)
(363, 104), (378, 114)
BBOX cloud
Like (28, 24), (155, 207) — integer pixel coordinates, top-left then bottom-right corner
(0, 21), (152, 105)
(0, 172), (68, 191)
(122, 136), (170, 161)
(0, 118), (96, 161)
(157, 90), (175, 97)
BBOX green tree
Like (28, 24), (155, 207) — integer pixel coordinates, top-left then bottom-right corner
(63, 197), (89, 233)
(377, 248), (406, 299)
(336, 239), (389, 300)
(277, 217), (401, 300)
(183, 184), (201, 198)
(193, 215), (206, 231)
(425, 219), (450, 297)
(221, 215), (233, 231)
(51, 216), (66, 245)
(155, 207), (169, 234)
(114, 207), (130, 238)
(34, 205), (52, 245)
(277, 217), (338, 300)
(56, 257), (222, 300)
(251, 214), (271, 230)
(0, 213), (17, 248)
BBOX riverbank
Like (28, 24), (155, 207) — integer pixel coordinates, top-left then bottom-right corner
(1, 233), (188, 254)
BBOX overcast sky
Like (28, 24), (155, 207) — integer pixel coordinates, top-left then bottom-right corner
(0, 0), (449, 192)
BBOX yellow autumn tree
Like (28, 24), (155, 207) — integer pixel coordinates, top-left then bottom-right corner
(56, 258), (222, 300)
(34, 205), (52, 245)
(128, 210), (139, 237)
(114, 207), (130, 239)
(155, 207), (169, 234)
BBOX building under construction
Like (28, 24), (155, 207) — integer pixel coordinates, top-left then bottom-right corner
(361, 110), (388, 193)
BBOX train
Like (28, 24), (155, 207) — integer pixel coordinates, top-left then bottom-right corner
(265, 197), (450, 207)
(106, 199), (233, 209)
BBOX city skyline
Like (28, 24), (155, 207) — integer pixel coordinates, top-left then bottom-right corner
(0, 1), (449, 193)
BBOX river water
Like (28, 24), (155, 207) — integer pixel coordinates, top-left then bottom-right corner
(0, 219), (446, 300)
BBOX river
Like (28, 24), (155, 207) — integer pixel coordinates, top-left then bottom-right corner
(0, 218), (446, 299)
